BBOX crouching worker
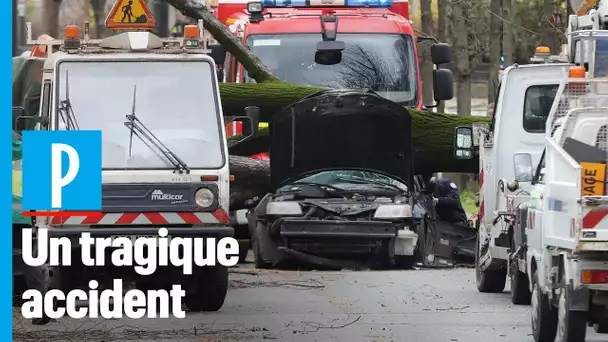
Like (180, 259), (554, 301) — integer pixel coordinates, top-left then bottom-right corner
(428, 177), (468, 225)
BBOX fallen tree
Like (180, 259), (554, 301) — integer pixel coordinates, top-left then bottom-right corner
(226, 107), (490, 209)
(163, 0), (491, 209)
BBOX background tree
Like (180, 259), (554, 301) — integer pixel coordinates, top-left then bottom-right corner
(452, 0), (471, 115)
(419, 0), (435, 108)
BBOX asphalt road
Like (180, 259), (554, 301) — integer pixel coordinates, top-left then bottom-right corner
(13, 260), (608, 342)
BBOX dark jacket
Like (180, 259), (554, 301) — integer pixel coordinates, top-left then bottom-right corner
(433, 179), (468, 224)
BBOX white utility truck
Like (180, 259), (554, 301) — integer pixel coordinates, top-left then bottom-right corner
(453, 52), (569, 302)
(524, 73), (608, 342)
(15, 15), (256, 312)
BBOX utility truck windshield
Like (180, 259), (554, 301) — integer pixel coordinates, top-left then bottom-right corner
(245, 34), (418, 106)
(54, 60), (225, 170)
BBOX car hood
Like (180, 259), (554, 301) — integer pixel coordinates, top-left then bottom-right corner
(270, 89), (414, 189)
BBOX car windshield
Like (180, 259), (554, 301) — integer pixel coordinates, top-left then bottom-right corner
(245, 33), (418, 106)
(55, 60), (225, 170)
(282, 170), (408, 192)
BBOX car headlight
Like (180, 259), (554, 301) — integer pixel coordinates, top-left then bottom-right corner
(267, 201), (302, 216)
(373, 204), (412, 220)
(195, 188), (214, 208)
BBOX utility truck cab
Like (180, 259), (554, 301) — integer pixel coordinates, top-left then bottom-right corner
(15, 15), (255, 312)
(453, 49), (569, 301)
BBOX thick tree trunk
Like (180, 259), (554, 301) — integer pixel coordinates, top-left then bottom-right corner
(502, 0), (514, 66)
(229, 155), (271, 209)
(90, 0), (107, 39)
(227, 108), (488, 209)
(542, 0), (557, 52)
(452, 0), (471, 115)
(42, 0), (62, 38)
(436, 0), (448, 114)
(163, 0), (280, 83)
(488, 0), (502, 102)
(419, 0), (434, 108)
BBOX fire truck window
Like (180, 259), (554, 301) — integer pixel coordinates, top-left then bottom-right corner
(244, 33), (418, 106)
(595, 38), (608, 77)
(523, 84), (558, 133)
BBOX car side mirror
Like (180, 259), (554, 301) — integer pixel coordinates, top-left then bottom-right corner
(209, 43), (227, 66)
(433, 69), (454, 101)
(454, 126), (474, 159)
(431, 43), (452, 65)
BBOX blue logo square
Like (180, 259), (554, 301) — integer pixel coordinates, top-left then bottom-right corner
(22, 131), (102, 211)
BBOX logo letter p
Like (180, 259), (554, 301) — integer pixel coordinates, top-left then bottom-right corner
(51, 143), (80, 209)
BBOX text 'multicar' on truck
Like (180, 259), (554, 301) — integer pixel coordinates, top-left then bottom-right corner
(13, 19), (259, 313)
(217, 0), (454, 109)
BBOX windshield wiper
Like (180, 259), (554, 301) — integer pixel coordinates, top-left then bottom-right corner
(58, 70), (80, 130)
(124, 85), (190, 174)
(337, 175), (404, 192)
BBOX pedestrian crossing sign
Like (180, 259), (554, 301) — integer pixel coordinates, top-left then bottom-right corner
(106, 0), (157, 30)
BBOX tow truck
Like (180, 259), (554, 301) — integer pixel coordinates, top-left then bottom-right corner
(453, 46), (570, 301)
(217, 0), (454, 110)
(14, 3), (256, 312)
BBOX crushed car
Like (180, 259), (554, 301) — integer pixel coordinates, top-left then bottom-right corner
(247, 89), (419, 270)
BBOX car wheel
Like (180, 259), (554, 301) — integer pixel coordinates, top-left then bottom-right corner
(252, 223), (273, 269)
(184, 265), (228, 312)
(557, 276), (587, 342)
(475, 234), (506, 293)
(531, 270), (558, 342)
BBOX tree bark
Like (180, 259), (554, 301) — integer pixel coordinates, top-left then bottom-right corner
(90, 0), (107, 39)
(419, 0), (434, 108)
(42, 0), (62, 38)
(436, 0), (448, 113)
(488, 0), (502, 102)
(542, 0), (556, 52)
(452, 0), (471, 115)
(163, 0), (280, 83)
(227, 108), (489, 209)
(502, 0), (514, 66)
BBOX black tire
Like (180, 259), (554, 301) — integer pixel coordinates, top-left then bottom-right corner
(251, 223), (273, 269)
(531, 270), (558, 342)
(557, 277), (587, 342)
(475, 234), (507, 293)
(184, 265), (228, 312)
(395, 256), (415, 269)
(510, 237), (531, 305)
(511, 268), (532, 305)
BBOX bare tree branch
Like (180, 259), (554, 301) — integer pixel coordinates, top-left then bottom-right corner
(162, 0), (280, 83)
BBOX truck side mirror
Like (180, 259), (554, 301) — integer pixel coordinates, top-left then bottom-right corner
(315, 41), (345, 65)
(433, 69), (454, 101)
(12, 107), (25, 132)
(454, 126), (474, 159)
(209, 43), (227, 66)
(431, 43), (452, 65)
(225, 106), (261, 143)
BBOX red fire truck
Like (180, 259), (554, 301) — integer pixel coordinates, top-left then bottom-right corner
(217, 0), (453, 114)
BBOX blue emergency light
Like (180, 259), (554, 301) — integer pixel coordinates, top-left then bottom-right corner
(260, 0), (393, 8)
